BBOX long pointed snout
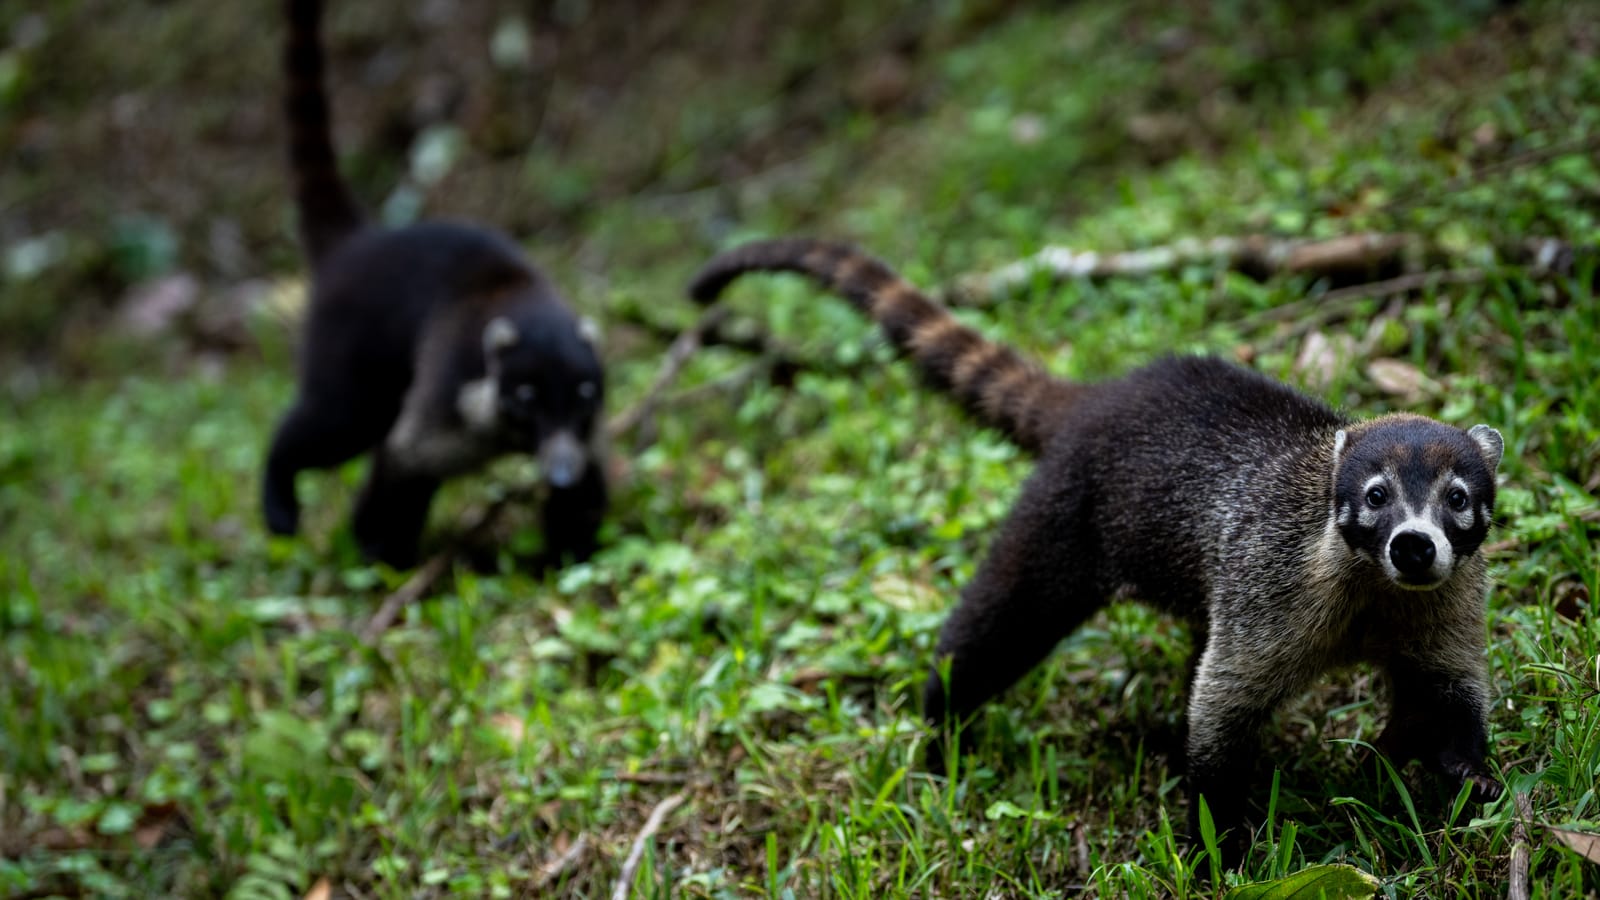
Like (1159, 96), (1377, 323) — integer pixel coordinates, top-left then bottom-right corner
(538, 430), (588, 488)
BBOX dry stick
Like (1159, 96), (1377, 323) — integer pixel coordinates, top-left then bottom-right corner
(607, 302), (731, 444)
(1239, 267), (1489, 334)
(358, 487), (533, 645)
(944, 232), (1416, 305)
(1507, 791), (1534, 900)
(535, 834), (591, 893)
(611, 791), (689, 900)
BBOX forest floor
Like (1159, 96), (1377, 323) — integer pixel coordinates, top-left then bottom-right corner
(2, 0), (1598, 897)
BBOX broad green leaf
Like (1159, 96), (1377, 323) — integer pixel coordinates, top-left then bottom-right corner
(1225, 864), (1380, 900)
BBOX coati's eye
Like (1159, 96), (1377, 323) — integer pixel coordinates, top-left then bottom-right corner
(515, 384), (537, 404)
(577, 381), (597, 400)
(1447, 487), (1469, 510)
(1365, 485), (1388, 507)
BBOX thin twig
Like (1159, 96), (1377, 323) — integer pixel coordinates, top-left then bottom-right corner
(535, 834), (591, 893)
(358, 486), (535, 645)
(1240, 268), (1488, 333)
(607, 304), (731, 444)
(1507, 791), (1533, 900)
(1484, 509), (1600, 556)
(611, 791), (689, 900)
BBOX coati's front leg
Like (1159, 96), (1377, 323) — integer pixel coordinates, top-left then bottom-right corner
(263, 398), (391, 535)
(1184, 632), (1315, 846)
(351, 451), (442, 569)
(921, 473), (1104, 763)
(1377, 653), (1499, 803)
(540, 457), (608, 564)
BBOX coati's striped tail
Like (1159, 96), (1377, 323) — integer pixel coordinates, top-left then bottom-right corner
(689, 238), (1080, 454)
(284, 0), (364, 263)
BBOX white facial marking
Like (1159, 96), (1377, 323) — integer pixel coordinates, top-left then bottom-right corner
(458, 377), (499, 431)
(483, 317), (519, 357)
(1382, 516), (1454, 589)
(1336, 503), (1352, 527)
(1447, 477), (1475, 529)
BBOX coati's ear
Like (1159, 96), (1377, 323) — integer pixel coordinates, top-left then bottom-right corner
(577, 316), (601, 347)
(1331, 429), (1349, 473)
(483, 316), (519, 357)
(1467, 424), (1504, 471)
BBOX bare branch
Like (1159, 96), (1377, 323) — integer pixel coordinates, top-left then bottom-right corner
(611, 791), (689, 900)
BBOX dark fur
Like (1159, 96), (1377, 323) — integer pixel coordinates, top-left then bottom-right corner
(264, 0), (606, 568)
(690, 237), (1505, 846)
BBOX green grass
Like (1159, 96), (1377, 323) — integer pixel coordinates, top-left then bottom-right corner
(3, 1), (1600, 897)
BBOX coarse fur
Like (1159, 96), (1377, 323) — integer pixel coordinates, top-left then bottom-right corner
(690, 237), (1505, 847)
(263, 0), (606, 568)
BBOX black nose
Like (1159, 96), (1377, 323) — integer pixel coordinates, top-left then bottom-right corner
(1389, 531), (1437, 576)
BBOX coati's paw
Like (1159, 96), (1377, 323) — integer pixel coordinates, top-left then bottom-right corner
(1443, 759), (1503, 803)
(263, 487), (300, 536)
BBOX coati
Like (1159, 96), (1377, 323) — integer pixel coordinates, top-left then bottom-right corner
(262, 0), (606, 568)
(689, 237), (1505, 843)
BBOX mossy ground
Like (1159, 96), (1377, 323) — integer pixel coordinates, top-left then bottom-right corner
(2, 1), (1597, 897)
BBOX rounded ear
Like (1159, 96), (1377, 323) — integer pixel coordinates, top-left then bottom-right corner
(483, 316), (519, 357)
(1331, 429), (1348, 474)
(577, 315), (602, 347)
(1467, 424), (1504, 471)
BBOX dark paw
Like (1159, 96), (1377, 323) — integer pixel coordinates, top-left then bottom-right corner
(1443, 759), (1502, 803)
(262, 486), (300, 536)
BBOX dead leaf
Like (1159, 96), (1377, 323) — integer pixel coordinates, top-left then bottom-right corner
(1549, 827), (1600, 864)
(1366, 358), (1438, 400)
(118, 273), (200, 336)
(303, 876), (332, 900)
(871, 574), (943, 612)
(1295, 331), (1356, 391)
(1552, 577), (1590, 622)
(133, 802), (180, 850)
(490, 713), (526, 746)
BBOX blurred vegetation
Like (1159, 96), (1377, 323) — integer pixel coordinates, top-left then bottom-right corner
(2, 0), (1598, 897)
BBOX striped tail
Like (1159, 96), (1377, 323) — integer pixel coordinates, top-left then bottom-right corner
(688, 238), (1081, 454)
(283, 0), (364, 263)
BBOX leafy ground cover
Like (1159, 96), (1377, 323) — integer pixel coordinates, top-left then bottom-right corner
(2, 0), (1598, 897)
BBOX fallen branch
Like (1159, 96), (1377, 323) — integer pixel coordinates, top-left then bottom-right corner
(1507, 791), (1533, 900)
(1238, 267), (1489, 337)
(359, 484), (536, 645)
(612, 302), (812, 371)
(611, 791), (689, 900)
(607, 303), (731, 444)
(945, 232), (1416, 305)
(534, 834), (591, 893)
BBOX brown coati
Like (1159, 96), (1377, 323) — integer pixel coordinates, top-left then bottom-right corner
(689, 237), (1505, 844)
(263, 0), (606, 568)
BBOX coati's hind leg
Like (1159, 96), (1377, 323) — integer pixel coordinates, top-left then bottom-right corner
(263, 399), (388, 535)
(1377, 653), (1500, 803)
(540, 459), (608, 565)
(351, 451), (441, 569)
(922, 471), (1105, 764)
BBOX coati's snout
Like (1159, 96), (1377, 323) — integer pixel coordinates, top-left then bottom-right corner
(1332, 415), (1503, 590)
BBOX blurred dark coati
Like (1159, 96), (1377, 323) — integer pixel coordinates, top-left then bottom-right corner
(263, 0), (606, 568)
(691, 237), (1505, 846)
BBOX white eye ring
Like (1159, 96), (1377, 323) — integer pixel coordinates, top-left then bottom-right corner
(576, 381), (597, 400)
(515, 384), (537, 403)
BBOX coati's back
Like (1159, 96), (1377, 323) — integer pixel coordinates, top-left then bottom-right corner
(1043, 356), (1347, 613)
